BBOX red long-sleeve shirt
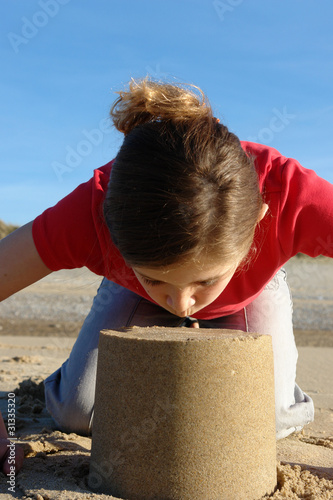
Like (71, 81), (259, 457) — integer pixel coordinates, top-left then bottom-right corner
(32, 142), (333, 319)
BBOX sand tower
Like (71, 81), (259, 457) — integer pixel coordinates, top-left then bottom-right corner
(89, 327), (277, 499)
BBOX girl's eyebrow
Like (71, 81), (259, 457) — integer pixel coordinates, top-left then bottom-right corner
(138, 273), (162, 281)
(193, 276), (221, 284)
(137, 271), (228, 285)
(193, 273), (230, 284)
(136, 272), (163, 282)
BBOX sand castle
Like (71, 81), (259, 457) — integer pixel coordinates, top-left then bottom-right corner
(89, 327), (277, 499)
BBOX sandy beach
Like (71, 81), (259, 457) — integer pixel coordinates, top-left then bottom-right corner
(0, 256), (332, 499)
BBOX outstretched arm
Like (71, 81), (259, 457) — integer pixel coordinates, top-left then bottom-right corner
(0, 221), (52, 302)
(0, 221), (52, 472)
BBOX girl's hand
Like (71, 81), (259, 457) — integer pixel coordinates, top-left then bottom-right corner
(180, 317), (199, 328)
(0, 437), (24, 475)
(0, 413), (24, 475)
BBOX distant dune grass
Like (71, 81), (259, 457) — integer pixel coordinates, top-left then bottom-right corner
(0, 219), (19, 239)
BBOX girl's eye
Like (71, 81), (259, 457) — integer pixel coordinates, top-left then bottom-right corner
(142, 277), (162, 286)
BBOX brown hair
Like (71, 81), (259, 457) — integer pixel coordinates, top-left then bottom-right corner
(103, 78), (263, 268)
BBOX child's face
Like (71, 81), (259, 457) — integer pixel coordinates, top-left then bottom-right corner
(132, 259), (239, 318)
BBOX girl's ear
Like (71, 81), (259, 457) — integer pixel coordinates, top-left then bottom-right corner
(258, 203), (269, 222)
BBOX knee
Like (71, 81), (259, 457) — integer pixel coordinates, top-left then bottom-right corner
(44, 371), (94, 436)
(275, 387), (314, 440)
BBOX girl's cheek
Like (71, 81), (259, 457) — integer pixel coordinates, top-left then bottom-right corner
(199, 284), (227, 304)
(143, 286), (164, 302)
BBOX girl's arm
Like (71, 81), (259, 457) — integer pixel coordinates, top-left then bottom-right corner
(0, 222), (52, 472)
(0, 221), (52, 302)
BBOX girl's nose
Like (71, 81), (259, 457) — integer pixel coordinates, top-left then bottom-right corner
(166, 289), (196, 315)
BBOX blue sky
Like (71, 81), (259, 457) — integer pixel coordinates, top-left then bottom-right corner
(1, 0), (333, 225)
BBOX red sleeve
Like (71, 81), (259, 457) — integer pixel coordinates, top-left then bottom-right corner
(32, 164), (112, 275)
(278, 158), (333, 258)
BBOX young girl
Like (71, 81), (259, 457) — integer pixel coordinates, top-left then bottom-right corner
(1, 78), (330, 473)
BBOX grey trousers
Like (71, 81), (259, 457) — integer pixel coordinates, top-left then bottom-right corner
(44, 268), (314, 439)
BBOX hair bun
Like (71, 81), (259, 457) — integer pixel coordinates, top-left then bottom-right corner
(110, 77), (213, 135)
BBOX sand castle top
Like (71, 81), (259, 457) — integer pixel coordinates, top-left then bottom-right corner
(101, 325), (268, 343)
